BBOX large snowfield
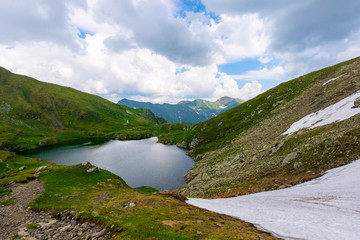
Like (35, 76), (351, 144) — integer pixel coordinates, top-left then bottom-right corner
(187, 159), (360, 240)
(283, 91), (360, 135)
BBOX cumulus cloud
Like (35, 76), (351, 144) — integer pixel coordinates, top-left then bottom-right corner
(203, 0), (360, 81)
(203, 0), (360, 51)
(0, 0), (359, 104)
(0, 0), (87, 48)
(92, 0), (217, 66)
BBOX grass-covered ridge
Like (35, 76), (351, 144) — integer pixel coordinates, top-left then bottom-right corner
(0, 151), (278, 239)
(0, 67), (164, 152)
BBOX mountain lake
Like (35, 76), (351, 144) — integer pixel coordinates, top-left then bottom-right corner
(23, 137), (194, 191)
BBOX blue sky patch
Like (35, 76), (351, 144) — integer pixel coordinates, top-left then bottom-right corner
(175, 0), (220, 22)
(176, 67), (190, 74)
(219, 58), (262, 75)
(77, 28), (94, 39)
(219, 57), (281, 75)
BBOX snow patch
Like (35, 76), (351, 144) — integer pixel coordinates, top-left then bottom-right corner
(283, 91), (360, 135)
(219, 105), (227, 109)
(187, 159), (360, 240)
(322, 75), (343, 86)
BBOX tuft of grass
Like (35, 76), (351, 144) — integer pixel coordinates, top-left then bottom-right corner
(0, 186), (12, 196)
(26, 224), (38, 229)
(135, 186), (159, 194)
(0, 197), (16, 206)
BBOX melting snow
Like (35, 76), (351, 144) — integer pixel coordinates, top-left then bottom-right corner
(283, 91), (360, 135)
(322, 75), (343, 86)
(187, 159), (360, 240)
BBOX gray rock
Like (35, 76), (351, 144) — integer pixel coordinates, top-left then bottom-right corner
(19, 166), (26, 171)
(282, 152), (298, 166)
(124, 201), (136, 208)
(189, 138), (202, 149)
(87, 167), (100, 173)
(17, 229), (29, 236)
(293, 162), (302, 169)
(176, 141), (187, 148)
(60, 224), (71, 232)
(35, 166), (47, 172)
(92, 228), (106, 238)
(352, 98), (360, 108)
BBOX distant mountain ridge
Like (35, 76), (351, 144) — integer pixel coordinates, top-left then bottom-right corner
(118, 96), (243, 124)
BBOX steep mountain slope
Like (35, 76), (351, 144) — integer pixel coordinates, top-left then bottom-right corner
(0, 67), (164, 152)
(172, 57), (360, 197)
(118, 96), (243, 123)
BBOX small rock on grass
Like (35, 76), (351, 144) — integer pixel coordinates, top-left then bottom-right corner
(87, 167), (100, 173)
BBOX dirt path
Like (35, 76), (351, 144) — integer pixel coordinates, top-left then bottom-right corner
(0, 181), (110, 240)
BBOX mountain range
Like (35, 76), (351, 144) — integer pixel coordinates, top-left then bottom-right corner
(118, 96), (243, 124)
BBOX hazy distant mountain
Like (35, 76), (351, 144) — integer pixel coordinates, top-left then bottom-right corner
(118, 97), (243, 124)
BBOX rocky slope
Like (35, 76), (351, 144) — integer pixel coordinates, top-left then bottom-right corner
(175, 57), (360, 197)
(118, 96), (243, 124)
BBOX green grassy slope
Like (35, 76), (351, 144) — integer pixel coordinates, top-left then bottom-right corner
(0, 67), (164, 152)
(174, 57), (360, 197)
(0, 151), (278, 240)
(118, 96), (243, 124)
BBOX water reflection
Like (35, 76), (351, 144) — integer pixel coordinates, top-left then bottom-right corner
(25, 137), (194, 191)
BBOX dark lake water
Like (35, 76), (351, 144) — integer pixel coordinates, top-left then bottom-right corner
(24, 137), (194, 191)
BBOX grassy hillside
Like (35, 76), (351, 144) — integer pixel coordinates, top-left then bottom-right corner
(118, 96), (243, 124)
(171, 57), (360, 197)
(0, 151), (278, 240)
(0, 67), (164, 152)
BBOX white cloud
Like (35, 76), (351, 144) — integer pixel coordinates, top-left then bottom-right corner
(231, 66), (285, 81)
(0, 0), (359, 104)
(203, 0), (360, 82)
(211, 14), (269, 63)
(258, 56), (272, 64)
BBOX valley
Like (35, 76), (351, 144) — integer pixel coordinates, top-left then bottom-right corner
(1, 56), (359, 239)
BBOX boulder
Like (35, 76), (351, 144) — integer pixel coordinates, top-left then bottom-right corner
(352, 98), (360, 108)
(282, 152), (298, 166)
(189, 138), (202, 149)
(35, 166), (47, 172)
(87, 167), (100, 173)
(81, 161), (92, 167)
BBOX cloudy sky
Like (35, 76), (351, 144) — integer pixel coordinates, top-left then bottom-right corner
(1, 0), (359, 103)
